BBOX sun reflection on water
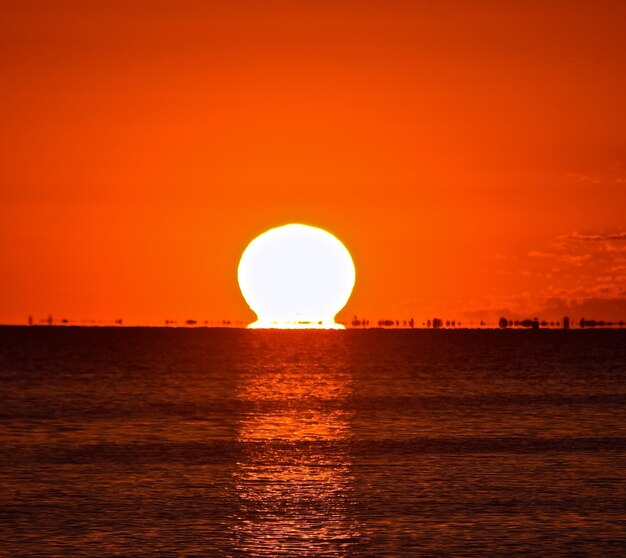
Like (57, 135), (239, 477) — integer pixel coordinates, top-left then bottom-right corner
(233, 360), (359, 555)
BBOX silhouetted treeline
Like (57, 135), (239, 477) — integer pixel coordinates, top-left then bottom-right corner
(349, 314), (625, 329)
(497, 316), (626, 330)
(579, 318), (625, 328)
(353, 316), (416, 328)
(23, 316), (244, 327)
(26, 316), (124, 326)
(22, 314), (626, 329)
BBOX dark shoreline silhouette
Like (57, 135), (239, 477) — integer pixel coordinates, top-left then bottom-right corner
(6, 312), (626, 330)
(3, 318), (625, 331)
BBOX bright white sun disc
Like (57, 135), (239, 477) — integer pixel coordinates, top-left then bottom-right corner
(238, 224), (356, 329)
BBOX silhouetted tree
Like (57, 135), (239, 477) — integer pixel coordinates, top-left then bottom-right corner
(498, 317), (508, 329)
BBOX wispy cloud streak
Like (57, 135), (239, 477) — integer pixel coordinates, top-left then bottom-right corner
(568, 231), (626, 242)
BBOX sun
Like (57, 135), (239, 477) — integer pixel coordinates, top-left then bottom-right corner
(238, 224), (356, 329)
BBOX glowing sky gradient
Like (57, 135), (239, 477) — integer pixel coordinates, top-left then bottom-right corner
(1, 1), (625, 325)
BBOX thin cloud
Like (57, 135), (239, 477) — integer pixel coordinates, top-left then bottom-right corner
(568, 231), (626, 242)
(527, 251), (591, 264)
(560, 254), (592, 264)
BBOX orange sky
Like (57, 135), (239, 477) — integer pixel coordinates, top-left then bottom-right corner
(1, 1), (625, 325)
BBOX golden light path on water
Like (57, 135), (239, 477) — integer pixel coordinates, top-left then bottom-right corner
(232, 351), (359, 555)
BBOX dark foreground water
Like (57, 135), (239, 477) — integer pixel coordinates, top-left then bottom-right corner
(1, 327), (625, 556)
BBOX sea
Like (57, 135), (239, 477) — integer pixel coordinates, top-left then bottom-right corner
(1, 326), (625, 556)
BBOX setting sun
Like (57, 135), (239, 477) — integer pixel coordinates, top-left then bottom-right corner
(237, 224), (355, 329)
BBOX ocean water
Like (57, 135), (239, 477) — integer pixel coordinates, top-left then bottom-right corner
(1, 327), (625, 557)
